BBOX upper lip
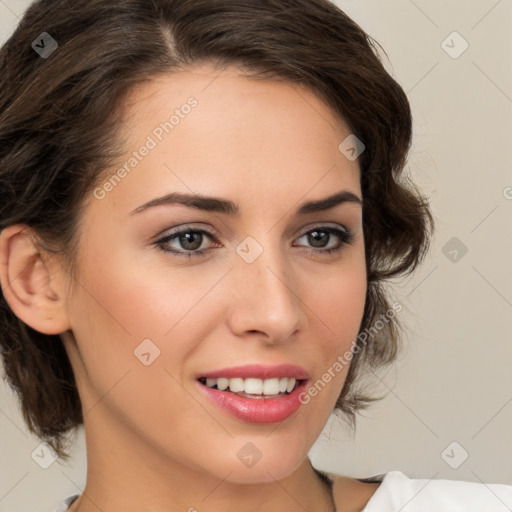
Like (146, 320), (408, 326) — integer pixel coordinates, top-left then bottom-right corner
(196, 364), (309, 380)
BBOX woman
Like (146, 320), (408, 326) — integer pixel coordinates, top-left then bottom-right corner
(0, 1), (510, 511)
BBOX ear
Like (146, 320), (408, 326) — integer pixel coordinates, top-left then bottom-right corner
(0, 224), (71, 335)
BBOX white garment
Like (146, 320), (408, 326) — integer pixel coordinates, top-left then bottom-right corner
(362, 470), (512, 512)
(54, 470), (512, 512)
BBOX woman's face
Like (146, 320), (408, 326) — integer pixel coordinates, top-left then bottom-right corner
(59, 63), (366, 483)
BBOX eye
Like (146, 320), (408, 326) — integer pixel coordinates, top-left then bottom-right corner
(155, 228), (217, 258)
(154, 225), (354, 259)
(294, 226), (354, 255)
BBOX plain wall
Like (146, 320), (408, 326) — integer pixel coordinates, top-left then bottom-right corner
(0, 1), (511, 511)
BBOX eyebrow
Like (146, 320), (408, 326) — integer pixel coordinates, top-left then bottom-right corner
(129, 189), (362, 217)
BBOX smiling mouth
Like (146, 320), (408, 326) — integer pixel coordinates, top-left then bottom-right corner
(197, 376), (305, 398)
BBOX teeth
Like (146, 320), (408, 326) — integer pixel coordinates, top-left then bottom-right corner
(203, 377), (298, 396)
(216, 377), (229, 391)
(206, 377), (217, 388)
(262, 378), (279, 395)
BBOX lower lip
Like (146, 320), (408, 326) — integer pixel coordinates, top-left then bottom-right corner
(197, 379), (308, 423)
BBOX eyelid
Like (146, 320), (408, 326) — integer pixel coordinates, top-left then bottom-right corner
(295, 221), (350, 234)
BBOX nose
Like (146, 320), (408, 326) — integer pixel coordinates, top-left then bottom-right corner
(225, 242), (306, 345)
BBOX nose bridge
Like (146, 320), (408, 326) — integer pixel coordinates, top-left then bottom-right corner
(231, 231), (303, 337)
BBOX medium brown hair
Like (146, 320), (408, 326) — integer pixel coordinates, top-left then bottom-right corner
(0, 0), (433, 461)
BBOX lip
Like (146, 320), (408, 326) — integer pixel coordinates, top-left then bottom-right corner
(196, 378), (308, 423)
(196, 363), (309, 380)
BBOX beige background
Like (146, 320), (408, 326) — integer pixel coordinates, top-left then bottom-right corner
(0, 0), (511, 511)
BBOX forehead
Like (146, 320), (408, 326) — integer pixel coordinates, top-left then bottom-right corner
(118, 62), (352, 155)
(89, 63), (361, 221)
(121, 62), (343, 123)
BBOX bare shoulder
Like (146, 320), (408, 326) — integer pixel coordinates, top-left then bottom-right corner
(329, 473), (381, 512)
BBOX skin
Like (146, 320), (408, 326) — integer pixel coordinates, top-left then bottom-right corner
(0, 63), (380, 511)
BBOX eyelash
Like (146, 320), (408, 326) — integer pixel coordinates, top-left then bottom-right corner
(154, 225), (355, 259)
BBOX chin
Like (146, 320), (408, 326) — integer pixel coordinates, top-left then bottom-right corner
(203, 440), (306, 484)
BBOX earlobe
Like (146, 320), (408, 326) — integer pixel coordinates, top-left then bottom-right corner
(0, 224), (71, 335)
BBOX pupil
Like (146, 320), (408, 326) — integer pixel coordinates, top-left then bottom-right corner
(309, 230), (328, 248)
(180, 232), (202, 250)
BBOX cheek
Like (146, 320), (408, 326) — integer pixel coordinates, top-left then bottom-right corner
(310, 249), (367, 340)
(304, 253), (367, 387)
(68, 242), (230, 389)
(77, 247), (216, 341)
(319, 268), (366, 325)
(66, 249), (211, 439)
